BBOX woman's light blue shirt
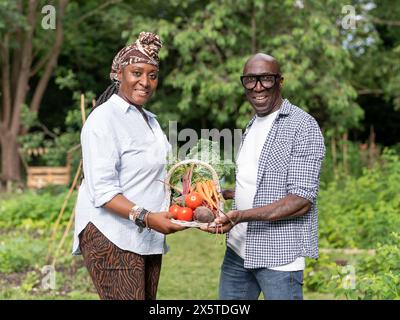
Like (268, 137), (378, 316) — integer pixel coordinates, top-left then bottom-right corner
(72, 94), (170, 255)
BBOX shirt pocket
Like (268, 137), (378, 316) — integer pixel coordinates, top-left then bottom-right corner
(264, 140), (292, 172)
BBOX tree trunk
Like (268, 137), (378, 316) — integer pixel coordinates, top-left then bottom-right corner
(30, 0), (69, 113)
(0, 1), (37, 187)
(0, 0), (71, 187)
(0, 129), (21, 191)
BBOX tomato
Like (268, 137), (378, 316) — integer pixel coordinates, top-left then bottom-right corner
(176, 207), (193, 221)
(184, 192), (203, 209)
(169, 204), (182, 219)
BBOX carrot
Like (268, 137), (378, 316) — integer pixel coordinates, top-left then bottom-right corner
(195, 182), (208, 203)
(204, 180), (216, 207)
(215, 183), (225, 203)
(207, 180), (219, 203)
(205, 180), (221, 209)
(201, 181), (218, 210)
(196, 182), (216, 210)
(203, 180), (235, 226)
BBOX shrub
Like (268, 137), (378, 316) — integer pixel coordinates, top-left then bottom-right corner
(332, 233), (400, 300)
(0, 188), (76, 229)
(0, 233), (47, 274)
(318, 149), (400, 248)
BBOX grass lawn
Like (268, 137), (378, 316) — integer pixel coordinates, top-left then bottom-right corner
(158, 228), (226, 299)
(0, 226), (346, 300)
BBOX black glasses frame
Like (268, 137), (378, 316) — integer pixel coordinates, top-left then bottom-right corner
(240, 73), (281, 90)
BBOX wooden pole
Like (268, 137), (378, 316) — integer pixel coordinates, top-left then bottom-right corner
(51, 206), (76, 267)
(46, 93), (86, 265)
(80, 94), (86, 124)
(45, 159), (82, 264)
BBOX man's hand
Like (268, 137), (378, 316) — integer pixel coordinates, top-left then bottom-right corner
(200, 210), (241, 234)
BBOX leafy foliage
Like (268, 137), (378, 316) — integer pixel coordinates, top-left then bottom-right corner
(122, 0), (365, 134)
(0, 231), (47, 274)
(0, 188), (76, 229)
(318, 149), (400, 248)
(167, 138), (235, 188)
(332, 233), (400, 300)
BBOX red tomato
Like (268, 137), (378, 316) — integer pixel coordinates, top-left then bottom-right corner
(169, 204), (182, 219)
(185, 192), (203, 209)
(176, 207), (193, 221)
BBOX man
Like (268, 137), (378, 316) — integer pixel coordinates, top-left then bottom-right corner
(203, 53), (325, 300)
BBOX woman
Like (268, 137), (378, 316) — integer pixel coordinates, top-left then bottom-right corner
(72, 32), (185, 300)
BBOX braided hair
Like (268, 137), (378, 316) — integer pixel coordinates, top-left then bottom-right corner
(93, 82), (119, 108)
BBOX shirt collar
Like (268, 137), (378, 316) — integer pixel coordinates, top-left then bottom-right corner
(277, 98), (291, 116)
(109, 94), (157, 118)
(244, 98), (291, 136)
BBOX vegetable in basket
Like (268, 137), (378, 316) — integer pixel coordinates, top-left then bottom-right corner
(164, 139), (234, 223)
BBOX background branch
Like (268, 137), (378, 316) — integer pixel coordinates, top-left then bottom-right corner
(74, 0), (122, 27)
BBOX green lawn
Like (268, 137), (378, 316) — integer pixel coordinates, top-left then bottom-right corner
(0, 226), (345, 300)
(158, 229), (226, 299)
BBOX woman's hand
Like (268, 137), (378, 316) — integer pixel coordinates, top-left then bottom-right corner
(147, 211), (187, 234)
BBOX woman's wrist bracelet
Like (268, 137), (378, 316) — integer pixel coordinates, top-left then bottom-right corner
(145, 212), (151, 230)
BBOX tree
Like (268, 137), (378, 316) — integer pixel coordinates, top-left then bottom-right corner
(0, 0), (69, 190)
(0, 0), (123, 190)
(123, 0), (363, 133)
(339, 0), (400, 145)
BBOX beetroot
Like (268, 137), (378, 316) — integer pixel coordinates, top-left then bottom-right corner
(194, 206), (215, 223)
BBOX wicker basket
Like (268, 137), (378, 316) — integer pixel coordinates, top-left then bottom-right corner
(161, 159), (225, 227)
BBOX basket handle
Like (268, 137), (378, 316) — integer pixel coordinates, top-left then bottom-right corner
(162, 159), (224, 212)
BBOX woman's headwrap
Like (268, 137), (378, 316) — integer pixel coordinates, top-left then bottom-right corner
(110, 31), (162, 83)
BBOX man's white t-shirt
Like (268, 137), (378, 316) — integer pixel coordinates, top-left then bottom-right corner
(227, 110), (305, 271)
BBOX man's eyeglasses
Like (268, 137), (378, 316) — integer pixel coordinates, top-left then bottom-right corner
(240, 73), (281, 90)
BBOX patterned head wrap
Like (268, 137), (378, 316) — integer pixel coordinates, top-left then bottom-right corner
(110, 31), (162, 82)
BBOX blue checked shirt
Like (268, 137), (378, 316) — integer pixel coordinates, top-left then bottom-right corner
(231, 99), (326, 269)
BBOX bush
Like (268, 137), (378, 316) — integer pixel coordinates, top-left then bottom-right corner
(0, 232), (47, 273)
(318, 149), (400, 248)
(304, 254), (338, 294)
(0, 188), (76, 229)
(304, 233), (400, 300)
(332, 233), (400, 300)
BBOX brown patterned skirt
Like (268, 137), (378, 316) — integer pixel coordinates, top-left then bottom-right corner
(79, 222), (162, 300)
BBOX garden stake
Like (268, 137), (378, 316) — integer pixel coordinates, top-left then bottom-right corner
(46, 94), (87, 266)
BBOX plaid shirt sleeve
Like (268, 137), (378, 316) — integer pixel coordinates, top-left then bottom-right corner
(287, 117), (325, 203)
